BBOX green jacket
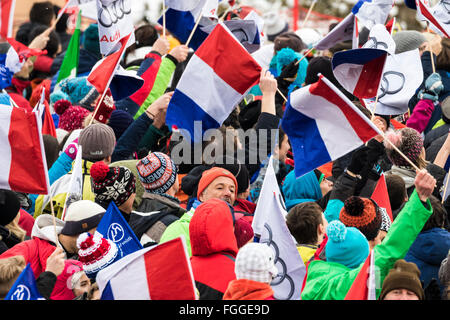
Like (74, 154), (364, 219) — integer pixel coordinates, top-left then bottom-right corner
(133, 56), (177, 119)
(301, 190), (432, 300)
(159, 207), (195, 257)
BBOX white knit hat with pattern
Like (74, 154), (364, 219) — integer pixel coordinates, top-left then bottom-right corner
(235, 243), (278, 283)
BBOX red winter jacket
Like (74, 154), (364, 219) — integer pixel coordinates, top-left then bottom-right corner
(223, 279), (275, 300)
(190, 199), (238, 300)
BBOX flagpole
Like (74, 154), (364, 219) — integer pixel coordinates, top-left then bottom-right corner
(162, 1), (166, 38)
(295, 47), (314, 66)
(427, 23), (436, 73)
(300, 0), (317, 29)
(442, 170), (450, 203)
(383, 134), (420, 171)
(2, 89), (20, 108)
(186, 12), (203, 47)
(88, 86), (110, 126)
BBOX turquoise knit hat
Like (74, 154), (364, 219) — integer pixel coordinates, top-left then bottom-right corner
(325, 220), (369, 269)
(50, 76), (99, 111)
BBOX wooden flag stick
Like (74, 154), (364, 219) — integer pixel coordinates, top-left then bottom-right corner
(295, 47), (314, 65)
(88, 88), (109, 126)
(186, 13), (203, 47)
(300, 0), (317, 29)
(162, 1), (166, 38)
(382, 133), (420, 171)
(427, 23), (436, 73)
(277, 88), (288, 102)
(442, 170), (450, 203)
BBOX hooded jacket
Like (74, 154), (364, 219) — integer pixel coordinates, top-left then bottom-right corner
(282, 170), (322, 212)
(404, 227), (450, 292)
(189, 199), (238, 300)
(0, 215), (78, 299)
(301, 190), (433, 300)
(223, 279), (275, 300)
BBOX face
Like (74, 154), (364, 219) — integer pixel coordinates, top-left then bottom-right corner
(199, 176), (236, 205)
(276, 134), (290, 163)
(383, 289), (420, 300)
(320, 178), (333, 197)
(72, 273), (91, 298)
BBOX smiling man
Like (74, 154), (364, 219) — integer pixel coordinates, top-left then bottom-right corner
(159, 167), (238, 257)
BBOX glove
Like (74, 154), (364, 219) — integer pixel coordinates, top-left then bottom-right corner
(347, 147), (368, 175)
(418, 73), (444, 102)
(279, 59), (300, 81)
(64, 138), (78, 160)
(424, 278), (442, 300)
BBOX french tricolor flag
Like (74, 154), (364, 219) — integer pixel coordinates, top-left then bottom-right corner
(96, 237), (197, 300)
(416, 0), (450, 38)
(0, 104), (50, 194)
(165, 23), (261, 143)
(281, 75), (383, 178)
(0, 0), (15, 40)
(344, 250), (376, 300)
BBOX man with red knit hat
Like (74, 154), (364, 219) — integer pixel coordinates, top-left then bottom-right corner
(159, 167), (240, 257)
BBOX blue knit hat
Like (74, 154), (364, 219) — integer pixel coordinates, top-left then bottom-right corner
(82, 24), (100, 56)
(107, 110), (134, 140)
(50, 76), (99, 111)
(325, 220), (369, 269)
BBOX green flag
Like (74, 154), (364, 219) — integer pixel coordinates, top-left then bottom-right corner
(56, 10), (81, 84)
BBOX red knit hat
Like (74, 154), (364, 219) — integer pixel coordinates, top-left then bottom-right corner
(197, 167), (238, 199)
(339, 196), (382, 241)
(93, 89), (115, 124)
(55, 99), (90, 132)
(76, 232), (118, 279)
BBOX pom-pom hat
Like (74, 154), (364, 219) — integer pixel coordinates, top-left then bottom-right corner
(384, 128), (423, 168)
(90, 161), (136, 207)
(77, 232), (118, 279)
(325, 220), (369, 269)
(54, 99), (90, 132)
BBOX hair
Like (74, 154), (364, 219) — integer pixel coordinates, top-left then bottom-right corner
(273, 31), (306, 53)
(52, 5), (69, 33)
(29, 1), (55, 26)
(385, 174), (407, 214)
(43, 134), (59, 169)
(5, 218), (26, 242)
(202, 126), (239, 165)
(0, 256), (26, 299)
(353, 100), (372, 120)
(87, 282), (99, 300)
(437, 37), (450, 72)
(286, 202), (324, 245)
(29, 24), (60, 57)
(124, 24), (159, 65)
(278, 127), (287, 150)
(423, 195), (447, 231)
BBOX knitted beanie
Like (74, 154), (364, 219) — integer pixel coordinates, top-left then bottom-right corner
(197, 167), (238, 199)
(380, 207), (392, 233)
(392, 31), (426, 54)
(136, 152), (178, 194)
(107, 109), (134, 140)
(54, 99), (90, 132)
(234, 218), (254, 249)
(51, 76), (100, 111)
(379, 259), (425, 300)
(60, 200), (106, 235)
(339, 196), (382, 241)
(440, 96), (450, 120)
(235, 243), (278, 284)
(325, 220), (370, 269)
(384, 128), (424, 168)
(76, 232), (118, 279)
(82, 24), (100, 56)
(78, 123), (116, 161)
(49, 260), (84, 300)
(90, 161), (136, 207)
(0, 189), (20, 226)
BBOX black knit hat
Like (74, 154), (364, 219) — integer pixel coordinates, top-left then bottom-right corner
(0, 189), (20, 226)
(90, 161), (136, 207)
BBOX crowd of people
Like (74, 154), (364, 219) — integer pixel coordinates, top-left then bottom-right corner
(0, 1), (449, 301)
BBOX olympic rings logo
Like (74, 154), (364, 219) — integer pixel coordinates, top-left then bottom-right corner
(378, 71), (406, 100)
(98, 0), (131, 28)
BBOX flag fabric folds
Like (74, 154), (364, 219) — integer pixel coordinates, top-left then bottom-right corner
(315, 13), (355, 51)
(56, 9), (82, 84)
(165, 23), (261, 143)
(281, 75), (383, 178)
(95, 201), (143, 261)
(4, 264), (45, 300)
(352, 0), (393, 29)
(344, 250), (376, 300)
(0, 0), (15, 40)
(252, 156), (306, 300)
(0, 104), (49, 194)
(371, 173), (393, 222)
(416, 0), (450, 38)
(96, 237), (197, 300)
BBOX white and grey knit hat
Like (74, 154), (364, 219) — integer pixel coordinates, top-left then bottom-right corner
(379, 207), (392, 233)
(235, 243), (278, 284)
(392, 30), (426, 54)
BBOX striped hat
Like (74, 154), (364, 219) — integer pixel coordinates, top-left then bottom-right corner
(136, 152), (177, 194)
(76, 232), (118, 279)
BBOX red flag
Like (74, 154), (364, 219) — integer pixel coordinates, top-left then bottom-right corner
(0, 0), (15, 40)
(371, 173), (393, 222)
(0, 105), (49, 194)
(345, 250), (375, 300)
(385, 17), (395, 34)
(6, 38), (47, 62)
(87, 32), (132, 96)
(42, 100), (56, 138)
